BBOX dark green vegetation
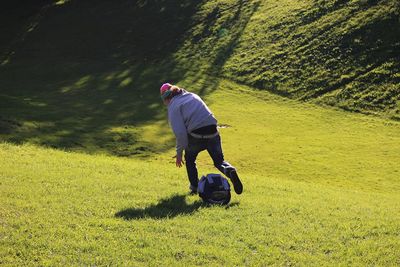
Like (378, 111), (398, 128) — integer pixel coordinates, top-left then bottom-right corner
(1, 0), (399, 156)
(1, 0), (207, 156)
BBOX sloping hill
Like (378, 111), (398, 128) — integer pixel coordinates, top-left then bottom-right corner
(0, 0), (399, 155)
(174, 0), (400, 118)
(1, 2), (400, 263)
(0, 0), (202, 155)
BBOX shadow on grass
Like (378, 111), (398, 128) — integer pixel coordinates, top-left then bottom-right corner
(0, 0), (261, 156)
(176, 0), (261, 98)
(0, 0), (204, 157)
(115, 194), (239, 220)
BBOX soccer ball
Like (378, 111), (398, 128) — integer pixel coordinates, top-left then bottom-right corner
(198, 174), (231, 205)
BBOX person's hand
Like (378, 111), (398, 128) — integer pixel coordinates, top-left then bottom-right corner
(175, 154), (184, 168)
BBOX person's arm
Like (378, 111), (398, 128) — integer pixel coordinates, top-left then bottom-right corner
(168, 106), (188, 167)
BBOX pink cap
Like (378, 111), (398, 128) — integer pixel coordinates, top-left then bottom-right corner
(160, 83), (172, 94)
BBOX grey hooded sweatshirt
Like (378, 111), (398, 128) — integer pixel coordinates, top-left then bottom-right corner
(167, 90), (217, 158)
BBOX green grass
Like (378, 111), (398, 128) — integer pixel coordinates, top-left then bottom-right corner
(1, 1), (400, 265)
(1, 0), (199, 156)
(1, 80), (400, 265)
(1, 0), (399, 156)
(2, 0), (399, 130)
(175, 0), (400, 118)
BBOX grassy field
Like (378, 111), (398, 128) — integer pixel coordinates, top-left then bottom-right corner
(1, 0), (400, 265)
(1, 80), (400, 266)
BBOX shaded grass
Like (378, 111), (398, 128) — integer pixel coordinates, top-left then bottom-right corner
(2, 0), (398, 159)
(0, 62), (173, 157)
(115, 194), (205, 220)
(0, 0), (205, 156)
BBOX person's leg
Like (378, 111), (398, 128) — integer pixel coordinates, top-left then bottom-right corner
(206, 135), (243, 194)
(184, 136), (206, 190)
(206, 135), (232, 173)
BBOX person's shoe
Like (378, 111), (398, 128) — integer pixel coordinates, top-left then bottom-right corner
(228, 169), (243, 194)
(189, 185), (198, 195)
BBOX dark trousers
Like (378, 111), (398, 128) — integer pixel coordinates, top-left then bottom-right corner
(184, 134), (236, 188)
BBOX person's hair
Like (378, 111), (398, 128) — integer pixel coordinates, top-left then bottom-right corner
(165, 85), (183, 100)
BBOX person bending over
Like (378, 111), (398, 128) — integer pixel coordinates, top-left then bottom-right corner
(160, 83), (243, 195)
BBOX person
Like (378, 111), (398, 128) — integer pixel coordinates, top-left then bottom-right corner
(160, 83), (243, 195)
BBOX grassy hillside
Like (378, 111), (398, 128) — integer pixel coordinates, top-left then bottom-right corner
(1, 0), (399, 157)
(0, 0), (400, 156)
(0, 3), (399, 264)
(175, 0), (400, 119)
(1, 82), (400, 265)
(0, 0), (200, 156)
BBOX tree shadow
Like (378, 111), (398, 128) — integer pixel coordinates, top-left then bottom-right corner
(256, 0), (399, 115)
(115, 194), (240, 220)
(300, 12), (400, 101)
(198, 0), (261, 97)
(0, 0), (262, 156)
(0, 0), (204, 157)
(173, 0), (261, 98)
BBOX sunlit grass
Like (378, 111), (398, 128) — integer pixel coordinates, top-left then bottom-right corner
(1, 0), (399, 265)
(1, 80), (399, 265)
(54, 0), (71, 6)
(175, 0), (400, 118)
